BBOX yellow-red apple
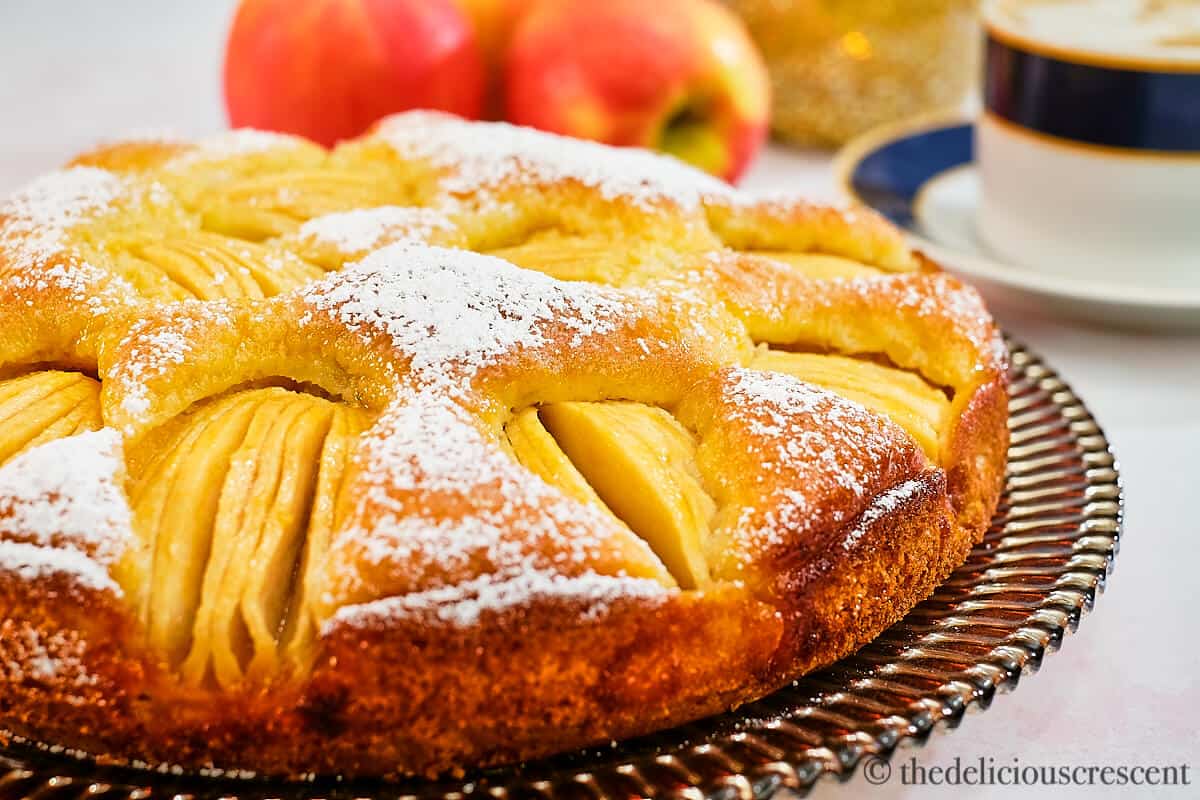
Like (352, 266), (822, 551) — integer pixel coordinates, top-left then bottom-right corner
(453, 0), (535, 118)
(224, 0), (485, 146)
(502, 0), (770, 182)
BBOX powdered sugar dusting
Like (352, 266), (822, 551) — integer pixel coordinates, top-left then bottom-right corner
(0, 167), (164, 312)
(109, 302), (236, 425)
(300, 242), (638, 393)
(115, 328), (189, 418)
(0, 620), (98, 690)
(841, 477), (927, 552)
(169, 128), (310, 167)
(332, 569), (667, 629)
(297, 206), (454, 253)
(848, 274), (998, 359)
(0, 429), (132, 563)
(323, 390), (670, 626)
(0, 541), (119, 594)
(0, 167), (125, 271)
(375, 111), (739, 211)
(0, 430), (131, 595)
(722, 368), (909, 553)
(3, 259), (135, 315)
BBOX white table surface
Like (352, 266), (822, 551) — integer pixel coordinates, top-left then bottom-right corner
(2, 2), (1198, 798)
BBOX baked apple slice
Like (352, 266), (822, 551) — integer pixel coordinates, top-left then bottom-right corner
(488, 231), (638, 284)
(506, 407), (620, 513)
(747, 250), (883, 280)
(0, 371), (103, 464)
(129, 392), (263, 668)
(751, 350), (949, 459)
(538, 401), (713, 590)
(280, 405), (370, 671)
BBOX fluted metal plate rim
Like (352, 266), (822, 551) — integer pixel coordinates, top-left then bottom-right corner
(0, 338), (1122, 800)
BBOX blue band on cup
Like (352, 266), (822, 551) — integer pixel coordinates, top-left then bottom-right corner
(984, 34), (1200, 153)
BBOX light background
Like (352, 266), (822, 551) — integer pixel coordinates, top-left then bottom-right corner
(0, 2), (1197, 798)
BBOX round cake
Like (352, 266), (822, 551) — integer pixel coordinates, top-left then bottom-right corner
(0, 112), (1008, 778)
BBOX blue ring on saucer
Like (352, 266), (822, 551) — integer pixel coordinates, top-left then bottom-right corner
(847, 123), (973, 229)
(985, 35), (1200, 152)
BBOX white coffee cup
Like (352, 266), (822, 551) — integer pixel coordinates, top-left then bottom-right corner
(977, 0), (1200, 290)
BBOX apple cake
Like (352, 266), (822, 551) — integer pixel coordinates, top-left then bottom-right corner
(0, 112), (1008, 778)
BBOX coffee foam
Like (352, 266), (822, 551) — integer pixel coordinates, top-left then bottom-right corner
(987, 0), (1200, 64)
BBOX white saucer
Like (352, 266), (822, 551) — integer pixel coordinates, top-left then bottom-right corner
(834, 115), (1200, 331)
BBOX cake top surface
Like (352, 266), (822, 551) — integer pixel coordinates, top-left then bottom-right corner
(296, 206), (455, 253)
(718, 368), (920, 557)
(0, 113), (1003, 663)
(1, 168), (128, 271)
(299, 243), (641, 396)
(375, 111), (742, 210)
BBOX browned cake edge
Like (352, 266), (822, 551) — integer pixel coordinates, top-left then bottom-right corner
(0, 446), (1003, 778)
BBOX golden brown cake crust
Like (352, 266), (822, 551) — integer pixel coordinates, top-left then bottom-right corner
(0, 471), (960, 778)
(0, 113), (1008, 777)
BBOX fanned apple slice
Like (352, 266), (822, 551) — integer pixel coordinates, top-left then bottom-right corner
(131, 231), (324, 300)
(134, 237), (259, 299)
(177, 396), (287, 687)
(751, 349), (949, 459)
(0, 371), (67, 408)
(0, 371), (103, 465)
(279, 406), (370, 672)
(200, 169), (396, 240)
(240, 399), (337, 681)
(22, 393), (103, 450)
(488, 231), (632, 283)
(539, 402), (713, 590)
(131, 392), (263, 667)
(177, 394), (291, 687)
(0, 372), (85, 426)
(127, 384), (362, 686)
(188, 232), (324, 294)
(181, 391), (330, 688)
(746, 250), (884, 280)
(108, 249), (194, 301)
(200, 205), (299, 242)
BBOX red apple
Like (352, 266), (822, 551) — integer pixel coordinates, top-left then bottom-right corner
(224, 0), (486, 147)
(502, 0), (770, 182)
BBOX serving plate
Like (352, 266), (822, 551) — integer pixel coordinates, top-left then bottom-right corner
(0, 340), (1121, 800)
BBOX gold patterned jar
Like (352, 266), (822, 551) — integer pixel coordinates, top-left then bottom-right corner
(728, 0), (981, 147)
